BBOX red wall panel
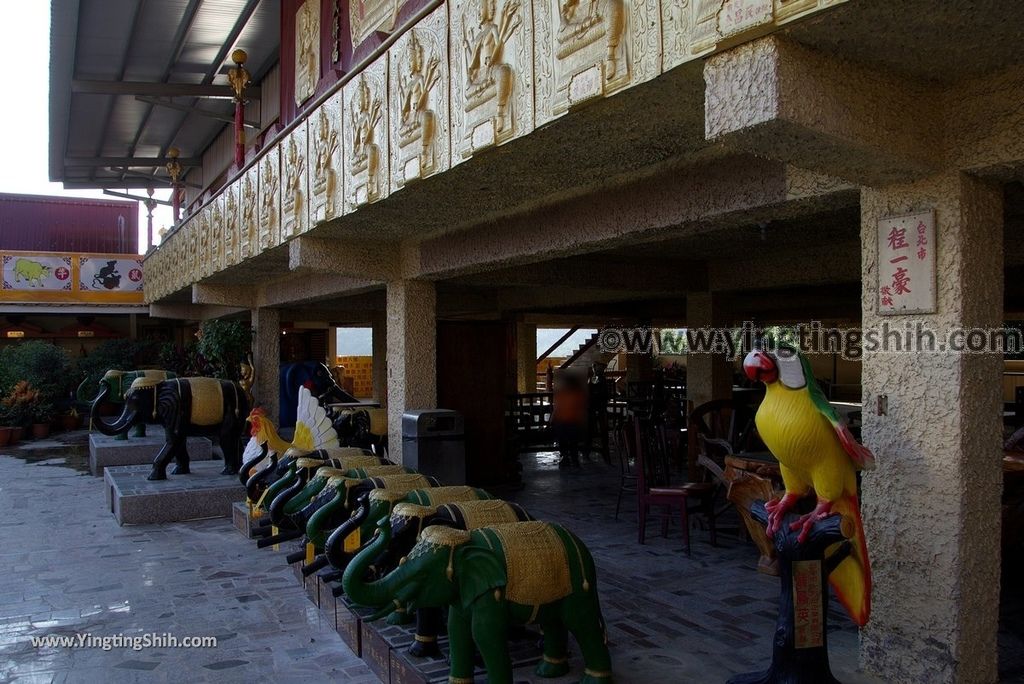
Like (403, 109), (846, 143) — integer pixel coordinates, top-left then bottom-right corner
(0, 193), (139, 254)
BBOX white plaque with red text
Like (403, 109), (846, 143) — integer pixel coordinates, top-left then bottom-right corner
(877, 210), (936, 315)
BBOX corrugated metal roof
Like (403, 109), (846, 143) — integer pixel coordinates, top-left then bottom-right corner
(49, 0), (280, 190)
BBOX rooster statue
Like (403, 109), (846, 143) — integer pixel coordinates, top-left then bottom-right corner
(743, 346), (874, 626)
(240, 385), (340, 485)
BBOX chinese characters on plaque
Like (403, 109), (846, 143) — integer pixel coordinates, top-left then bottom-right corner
(792, 560), (823, 650)
(877, 210), (936, 315)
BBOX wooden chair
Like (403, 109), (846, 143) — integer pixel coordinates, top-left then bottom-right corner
(687, 399), (758, 486)
(612, 420), (637, 521)
(631, 415), (716, 555)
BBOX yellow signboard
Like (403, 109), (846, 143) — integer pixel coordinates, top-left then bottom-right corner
(0, 250), (144, 304)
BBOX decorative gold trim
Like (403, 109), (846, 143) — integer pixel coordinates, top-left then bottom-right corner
(543, 655), (568, 664)
(414, 634), (437, 643)
(584, 669), (612, 678)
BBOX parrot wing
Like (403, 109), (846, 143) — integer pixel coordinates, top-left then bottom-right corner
(293, 386), (341, 452)
(800, 354), (875, 471)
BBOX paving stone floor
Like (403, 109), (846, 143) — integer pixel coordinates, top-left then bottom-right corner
(0, 433), (1019, 682)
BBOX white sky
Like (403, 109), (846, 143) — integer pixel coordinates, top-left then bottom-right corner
(0, 3), (173, 253)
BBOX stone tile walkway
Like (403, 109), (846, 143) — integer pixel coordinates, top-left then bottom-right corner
(0, 434), (1017, 682)
(0, 434), (376, 684)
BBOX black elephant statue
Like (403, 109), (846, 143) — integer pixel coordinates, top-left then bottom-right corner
(280, 361), (359, 429)
(83, 369), (176, 440)
(92, 376), (250, 481)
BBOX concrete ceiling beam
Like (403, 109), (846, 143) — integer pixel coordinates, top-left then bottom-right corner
(149, 302), (246, 321)
(288, 236), (399, 281)
(708, 241), (861, 291)
(452, 257), (708, 292)
(704, 36), (943, 186)
(256, 273), (382, 308)
(192, 284), (256, 308)
(412, 156), (856, 281)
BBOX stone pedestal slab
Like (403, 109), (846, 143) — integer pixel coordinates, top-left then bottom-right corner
(89, 433), (212, 476)
(104, 461), (244, 525)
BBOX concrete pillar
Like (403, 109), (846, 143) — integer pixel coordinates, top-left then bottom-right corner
(516, 321), (537, 393)
(386, 280), (436, 463)
(685, 293), (732, 408)
(326, 326), (338, 367)
(372, 314), (387, 406)
(251, 307), (281, 423)
(859, 172), (1003, 683)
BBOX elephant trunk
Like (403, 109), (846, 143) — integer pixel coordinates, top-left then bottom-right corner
(255, 528), (303, 549)
(269, 469), (309, 526)
(342, 517), (410, 610)
(239, 443), (268, 488)
(246, 454), (279, 502)
(325, 494), (372, 570)
(91, 383), (138, 436)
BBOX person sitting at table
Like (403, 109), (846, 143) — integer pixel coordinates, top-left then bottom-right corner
(552, 372), (588, 467)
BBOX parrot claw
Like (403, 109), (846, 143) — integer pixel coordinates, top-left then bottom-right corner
(789, 500), (836, 544)
(765, 493), (800, 539)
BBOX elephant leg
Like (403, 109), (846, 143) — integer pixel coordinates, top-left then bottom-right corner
(471, 599), (512, 684)
(408, 607), (441, 658)
(131, 423), (147, 438)
(147, 441), (174, 481)
(171, 436), (191, 475)
(534, 620), (570, 678)
(447, 605), (476, 683)
(562, 599), (613, 684)
(219, 426), (240, 476)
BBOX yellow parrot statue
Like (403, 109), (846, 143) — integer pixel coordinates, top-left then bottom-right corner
(743, 347), (874, 626)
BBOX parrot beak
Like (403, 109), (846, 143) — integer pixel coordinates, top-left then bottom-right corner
(743, 350), (778, 384)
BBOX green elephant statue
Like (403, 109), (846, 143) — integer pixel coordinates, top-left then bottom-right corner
(343, 519), (614, 684)
(83, 369), (176, 440)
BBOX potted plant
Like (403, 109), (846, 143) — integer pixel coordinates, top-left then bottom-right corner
(0, 405), (11, 447)
(61, 407), (82, 432)
(31, 401), (54, 439)
(2, 381), (40, 444)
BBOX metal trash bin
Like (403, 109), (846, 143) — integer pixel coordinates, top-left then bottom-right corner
(402, 410), (465, 485)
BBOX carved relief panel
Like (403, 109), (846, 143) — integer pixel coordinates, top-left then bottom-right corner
(258, 145), (281, 250)
(197, 207), (212, 278)
(295, 0), (321, 106)
(224, 182), (240, 267)
(350, 0), (409, 47)
(389, 7), (448, 190)
(308, 91), (345, 225)
(239, 166), (259, 260)
(210, 197), (225, 272)
(343, 57), (389, 210)
(663, 0), (841, 69)
(281, 123), (309, 239)
(450, 0), (532, 164)
(186, 220), (199, 285)
(534, 0), (661, 125)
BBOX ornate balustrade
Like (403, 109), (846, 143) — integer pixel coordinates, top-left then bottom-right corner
(144, 0), (844, 303)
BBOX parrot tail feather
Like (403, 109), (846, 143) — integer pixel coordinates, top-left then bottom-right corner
(827, 493), (871, 626)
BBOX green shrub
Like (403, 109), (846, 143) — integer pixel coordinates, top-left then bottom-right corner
(75, 339), (161, 402)
(196, 320), (252, 381)
(0, 342), (73, 407)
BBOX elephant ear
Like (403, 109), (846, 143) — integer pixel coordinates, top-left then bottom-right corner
(454, 542), (507, 611)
